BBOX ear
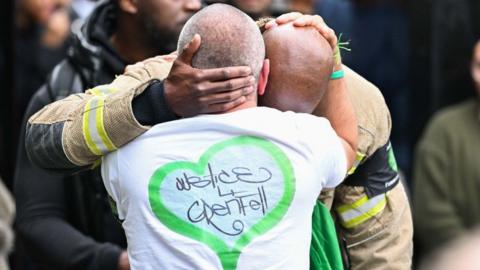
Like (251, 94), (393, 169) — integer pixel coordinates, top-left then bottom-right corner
(257, 59), (270, 96)
(118, 0), (138, 14)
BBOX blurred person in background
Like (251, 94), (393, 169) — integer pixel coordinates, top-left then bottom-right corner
(230, 0), (272, 19)
(14, 0), (73, 136)
(413, 40), (480, 259)
(72, 0), (97, 19)
(14, 0), (256, 268)
(419, 227), (480, 270)
(0, 177), (14, 270)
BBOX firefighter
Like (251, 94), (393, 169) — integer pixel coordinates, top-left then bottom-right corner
(25, 12), (413, 270)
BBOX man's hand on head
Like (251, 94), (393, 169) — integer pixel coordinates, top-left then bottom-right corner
(265, 13), (338, 64)
(164, 34), (255, 117)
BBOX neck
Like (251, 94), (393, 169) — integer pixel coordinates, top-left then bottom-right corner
(224, 100), (258, 113)
(110, 14), (157, 64)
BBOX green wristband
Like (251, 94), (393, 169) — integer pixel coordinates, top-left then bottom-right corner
(330, 69), (344, 80)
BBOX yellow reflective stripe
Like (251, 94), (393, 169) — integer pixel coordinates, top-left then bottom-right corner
(95, 98), (116, 151)
(348, 152), (366, 175)
(91, 158), (102, 169)
(82, 97), (116, 156)
(336, 194), (387, 229)
(83, 99), (102, 156)
(336, 194), (369, 214)
(90, 87), (118, 97)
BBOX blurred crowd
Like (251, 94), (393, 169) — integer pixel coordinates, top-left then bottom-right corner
(0, 0), (479, 269)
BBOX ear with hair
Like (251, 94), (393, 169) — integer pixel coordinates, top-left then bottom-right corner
(258, 59), (270, 96)
(118, 0), (138, 14)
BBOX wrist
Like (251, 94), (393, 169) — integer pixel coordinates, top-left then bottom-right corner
(330, 68), (344, 80)
(118, 251), (130, 270)
(333, 61), (343, 71)
(333, 45), (342, 67)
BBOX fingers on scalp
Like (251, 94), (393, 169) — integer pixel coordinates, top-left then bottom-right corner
(213, 90), (243, 103)
(202, 77), (253, 94)
(313, 15), (325, 23)
(202, 67), (251, 81)
(209, 97), (246, 112)
(225, 80), (234, 90)
(288, 12), (303, 19)
(276, 12), (302, 23)
(193, 71), (204, 82)
(243, 85), (254, 95)
(222, 69), (231, 80)
(193, 83), (206, 93)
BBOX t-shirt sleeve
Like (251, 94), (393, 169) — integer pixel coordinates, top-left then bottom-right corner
(101, 152), (126, 220)
(294, 114), (348, 188)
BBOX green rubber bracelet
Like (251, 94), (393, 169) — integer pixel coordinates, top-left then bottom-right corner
(330, 69), (344, 80)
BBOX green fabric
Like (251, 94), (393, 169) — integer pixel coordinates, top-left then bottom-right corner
(413, 99), (480, 255)
(310, 201), (343, 270)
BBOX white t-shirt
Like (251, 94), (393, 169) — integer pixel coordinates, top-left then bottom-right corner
(101, 106), (346, 270)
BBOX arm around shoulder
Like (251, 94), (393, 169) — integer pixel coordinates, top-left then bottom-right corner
(313, 70), (358, 171)
(26, 59), (175, 170)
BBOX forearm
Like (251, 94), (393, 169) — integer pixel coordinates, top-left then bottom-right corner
(26, 87), (147, 169)
(27, 60), (174, 169)
(313, 67), (358, 168)
(16, 121), (123, 270)
(17, 217), (122, 270)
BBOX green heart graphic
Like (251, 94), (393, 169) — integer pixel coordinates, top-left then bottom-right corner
(148, 136), (295, 270)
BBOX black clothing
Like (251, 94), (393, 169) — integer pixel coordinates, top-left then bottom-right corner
(15, 88), (125, 270)
(132, 81), (177, 126)
(15, 1), (176, 268)
(14, 24), (70, 133)
(15, 2), (128, 269)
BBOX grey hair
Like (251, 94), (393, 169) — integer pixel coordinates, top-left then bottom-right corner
(177, 4), (265, 79)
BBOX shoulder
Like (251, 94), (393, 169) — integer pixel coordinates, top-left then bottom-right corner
(24, 85), (56, 118)
(425, 99), (476, 136)
(418, 99), (476, 151)
(344, 66), (391, 157)
(283, 110), (331, 127)
(430, 99), (476, 126)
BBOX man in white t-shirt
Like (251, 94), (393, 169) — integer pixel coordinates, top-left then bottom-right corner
(101, 4), (357, 270)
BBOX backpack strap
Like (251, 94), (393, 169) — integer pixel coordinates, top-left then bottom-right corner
(46, 59), (84, 102)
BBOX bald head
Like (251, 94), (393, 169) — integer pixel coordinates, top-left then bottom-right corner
(178, 4), (265, 80)
(260, 23), (334, 113)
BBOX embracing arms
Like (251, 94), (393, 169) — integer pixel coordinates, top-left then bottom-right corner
(26, 37), (254, 170)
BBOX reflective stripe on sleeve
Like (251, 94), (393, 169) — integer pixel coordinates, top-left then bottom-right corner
(90, 86), (118, 97)
(347, 152), (366, 175)
(82, 97), (117, 156)
(336, 193), (387, 229)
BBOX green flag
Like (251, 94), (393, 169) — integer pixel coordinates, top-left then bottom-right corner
(310, 201), (344, 270)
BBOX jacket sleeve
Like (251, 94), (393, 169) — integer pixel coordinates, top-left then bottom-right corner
(413, 115), (465, 255)
(15, 87), (123, 270)
(343, 65), (392, 158)
(26, 59), (174, 169)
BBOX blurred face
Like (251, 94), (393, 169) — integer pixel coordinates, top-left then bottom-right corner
(21, 0), (56, 24)
(471, 42), (480, 95)
(137, 0), (202, 54)
(231, 0), (272, 19)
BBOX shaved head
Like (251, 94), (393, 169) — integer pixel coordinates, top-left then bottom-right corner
(177, 4), (265, 81)
(260, 23), (334, 113)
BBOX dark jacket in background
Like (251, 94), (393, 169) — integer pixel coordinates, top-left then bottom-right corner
(13, 25), (70, 124)
(413, 99), (480, 257)
(14, 2), (128, 269)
